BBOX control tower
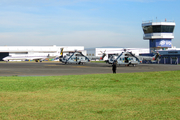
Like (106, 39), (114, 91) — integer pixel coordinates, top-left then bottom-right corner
(142, 20), (175, 53)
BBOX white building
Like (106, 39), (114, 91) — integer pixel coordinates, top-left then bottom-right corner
(0, 45), (85, 61)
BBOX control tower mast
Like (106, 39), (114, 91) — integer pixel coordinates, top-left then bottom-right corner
(142, 20), (175, 53)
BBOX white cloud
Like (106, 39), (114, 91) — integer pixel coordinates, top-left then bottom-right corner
(0, 30), (148, 48)
(0, 0), (178, 48)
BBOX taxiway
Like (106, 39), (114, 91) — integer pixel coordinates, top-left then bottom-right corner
(0, 62), (180, 76)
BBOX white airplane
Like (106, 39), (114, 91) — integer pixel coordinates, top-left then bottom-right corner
(3, 49), (62, 62)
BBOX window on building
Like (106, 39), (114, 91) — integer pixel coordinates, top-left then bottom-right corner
(143, 25), (175, 33)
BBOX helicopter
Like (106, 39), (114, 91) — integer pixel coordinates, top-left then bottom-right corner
(107, 51), (140, 66)
(59, 50), (89, 64)
(106, 49), (160, 66)
(59, 49), (106, 64)
(137, 53), (160, 62)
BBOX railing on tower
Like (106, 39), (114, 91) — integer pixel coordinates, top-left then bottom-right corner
(142, 20), (175, 24)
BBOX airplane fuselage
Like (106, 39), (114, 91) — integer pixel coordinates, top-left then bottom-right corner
(3, 53), (60, 62)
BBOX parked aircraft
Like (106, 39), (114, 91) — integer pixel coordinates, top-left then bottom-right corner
(59, 49), (106, 64)
(106, 51), (140, 66)
(106, 50), (160, 66)
(137, 53), (160, 62)
(60, 50), (90, 64)
(3, 49), (62, 62)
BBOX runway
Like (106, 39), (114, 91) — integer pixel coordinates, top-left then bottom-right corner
(0, 62), (180, 76)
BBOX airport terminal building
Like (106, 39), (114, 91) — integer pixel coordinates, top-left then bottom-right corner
(141, 19), (180, 64)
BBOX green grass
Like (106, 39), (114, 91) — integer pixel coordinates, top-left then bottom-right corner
(0, 71), (180, 120)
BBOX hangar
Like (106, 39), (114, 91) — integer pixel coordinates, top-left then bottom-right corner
(0, 45), (85, 61)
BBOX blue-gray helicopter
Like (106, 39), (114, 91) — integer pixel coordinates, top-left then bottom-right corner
(107, 51), (140, 66)
(59, 49), (106, 64)
(106, 49), (160, 66)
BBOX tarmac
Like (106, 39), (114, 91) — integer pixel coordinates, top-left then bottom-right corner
(0, 62), (180, 76)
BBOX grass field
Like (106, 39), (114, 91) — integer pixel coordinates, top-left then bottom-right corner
(0, 71), (180, 120)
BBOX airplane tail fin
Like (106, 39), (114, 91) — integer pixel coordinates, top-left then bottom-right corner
(60, 48), (64, 56)
(59, 48), (64, 61)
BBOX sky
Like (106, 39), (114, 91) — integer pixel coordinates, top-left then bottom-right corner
(0, 0), (180, 48)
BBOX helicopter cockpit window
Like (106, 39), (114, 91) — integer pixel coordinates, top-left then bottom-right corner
(125, 57), (129, 63)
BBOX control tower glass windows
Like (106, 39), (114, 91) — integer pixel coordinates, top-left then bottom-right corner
(143, 26), (153, 33)
(143, 25), (175, 34)
(153, 26), (161, 33)
(161, 26), (174, 33)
